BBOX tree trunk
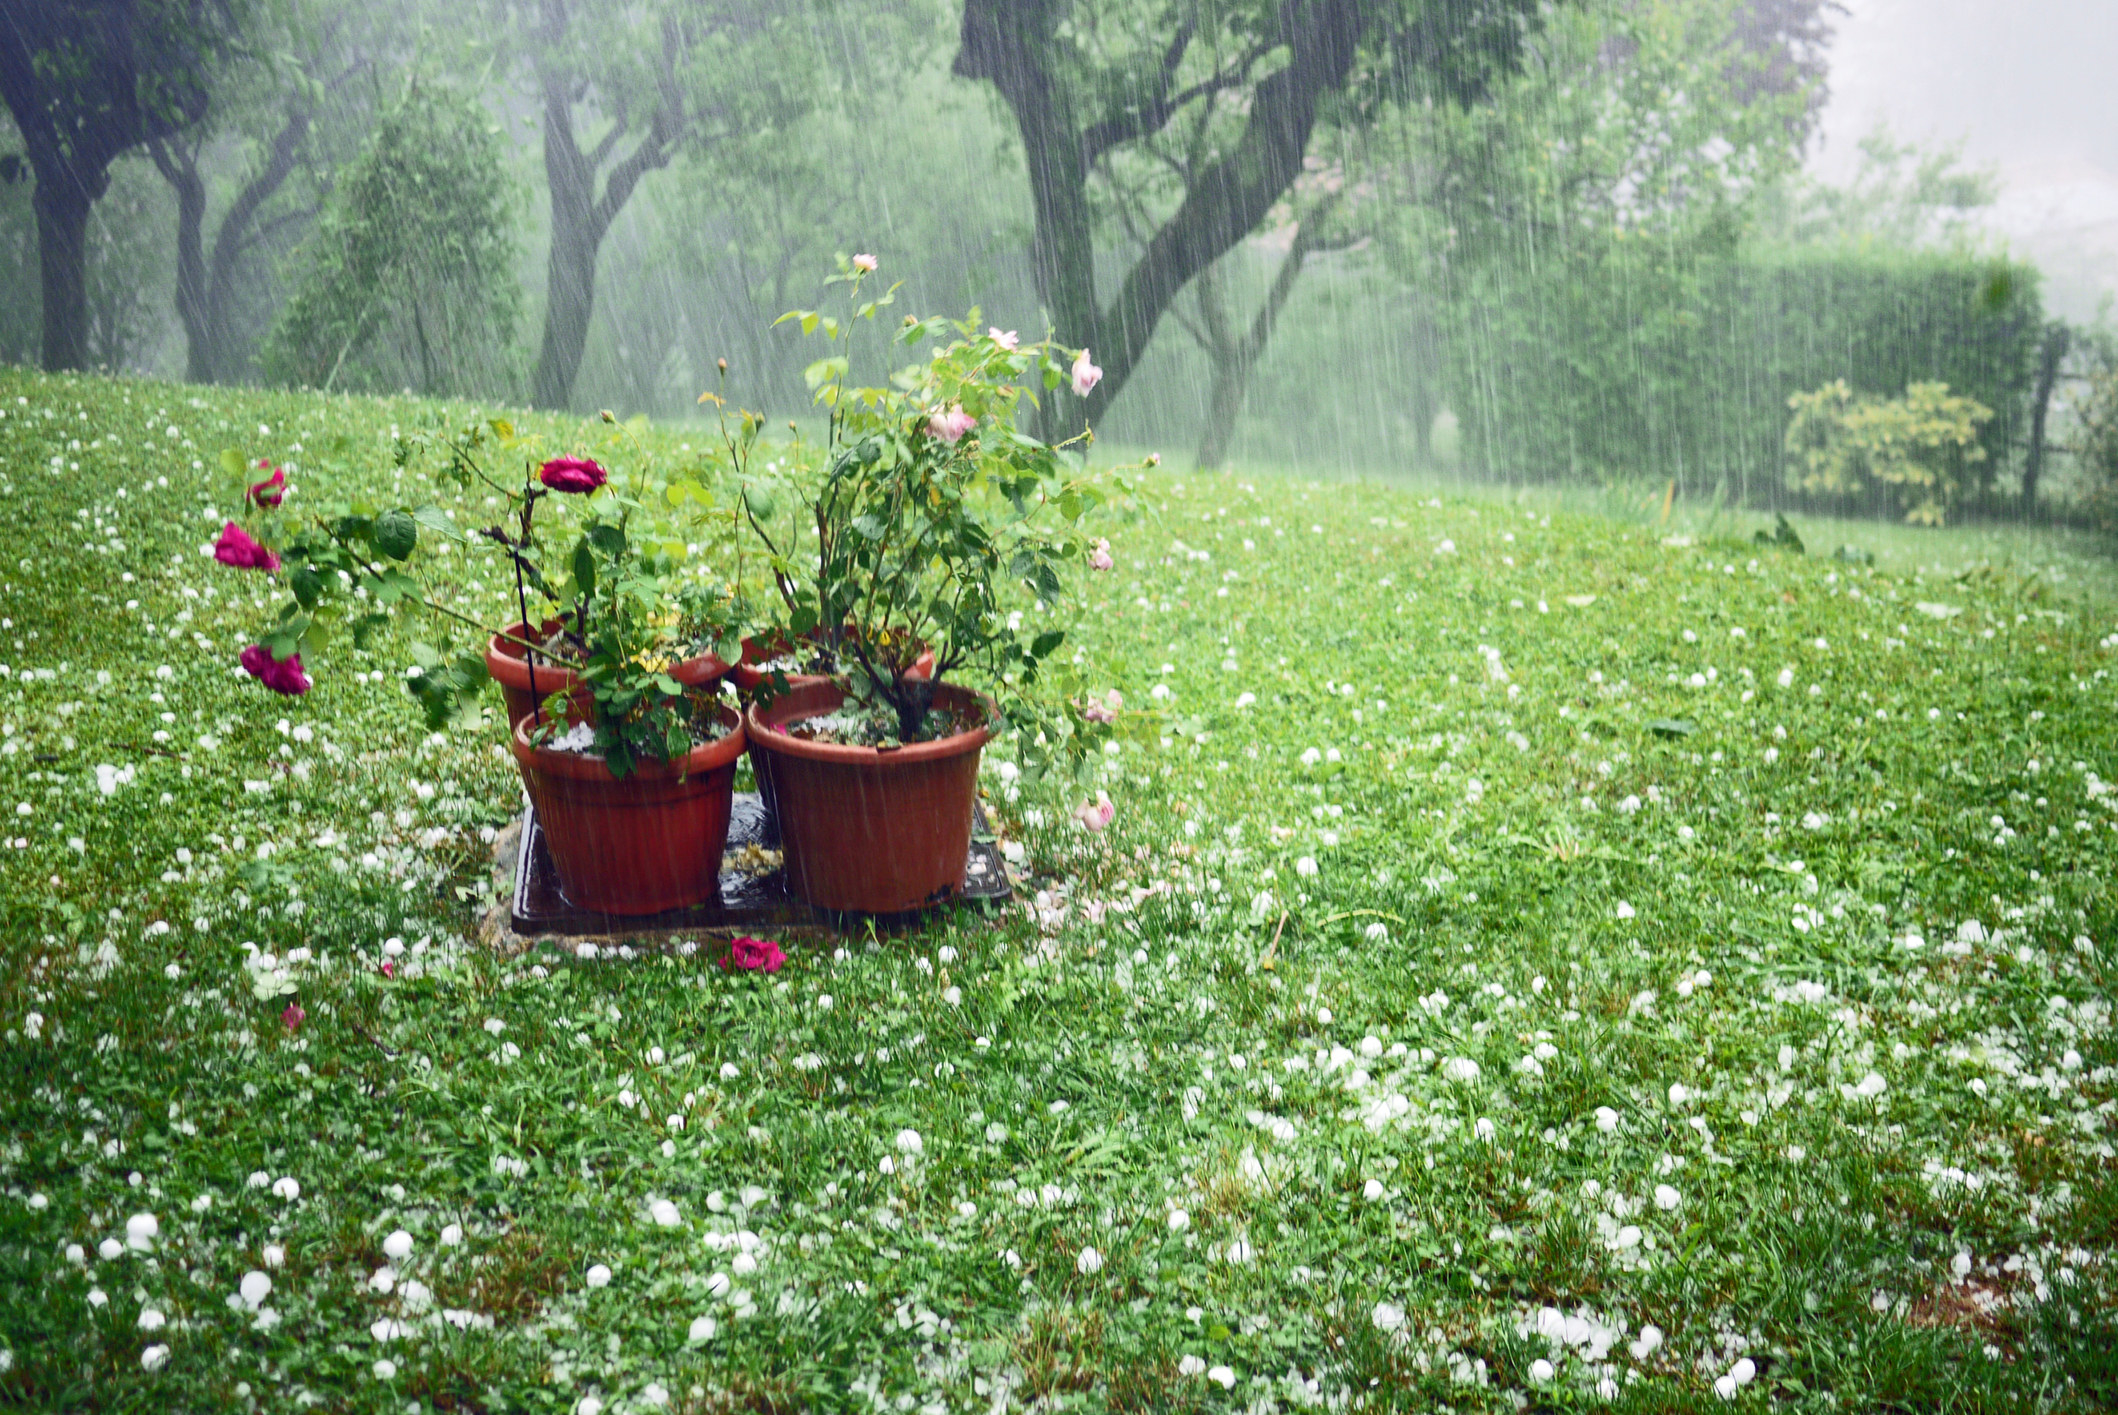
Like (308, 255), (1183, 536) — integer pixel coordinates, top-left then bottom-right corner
(532, 88), (600, 410)
(149, 139), (213, 381)
(33, 179), (94, 372)
(1188, 203), (1338, 469)
(2023, 321), (2070, 516)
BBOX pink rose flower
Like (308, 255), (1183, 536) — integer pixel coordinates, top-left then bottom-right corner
(239, 643), (311, 696)
(538, 456), (608, 494)
(214, 521), (279, 572)
(1071, 348), (1102, 397)
(725, 936), (787, 973)
(281, 1001), (305, 1032)
(1087, 538), (1113, 572)
(248, 463), (285, 509)
(1081, 689), (1121, 724)
(379, 960), (394, 979)
(927, 405), (976, 444)
(987, 327), (1019, 351)
(852, 253), (878, 273)
(1073, 791), (1115, 833)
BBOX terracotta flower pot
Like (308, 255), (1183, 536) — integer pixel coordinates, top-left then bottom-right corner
(745, 680), (994, 914)
(487, 619), (731, 727)
(510, 706), (746, 916)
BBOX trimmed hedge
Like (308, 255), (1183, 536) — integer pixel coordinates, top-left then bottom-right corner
(1442, 244), (2045, 505)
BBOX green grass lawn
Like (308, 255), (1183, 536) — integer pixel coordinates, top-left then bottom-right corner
(4, 365), (2118, 1413)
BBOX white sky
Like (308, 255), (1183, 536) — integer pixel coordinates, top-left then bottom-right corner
(1812, 0), (2118, 319)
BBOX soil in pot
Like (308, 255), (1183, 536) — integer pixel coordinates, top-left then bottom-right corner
(489, 618), (732, 727)
(511, 705), (746, 916)
(746, 680), (994, 915)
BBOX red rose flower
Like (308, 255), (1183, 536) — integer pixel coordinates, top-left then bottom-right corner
(214, 521), (280, 572)
(538, 456), (608, 494)
(240, 643), (311, 696)
(248, 463), (286, 509)
(724, 936), (786, 973)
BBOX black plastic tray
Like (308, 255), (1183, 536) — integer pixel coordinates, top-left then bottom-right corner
(509, 794), (1011, 936)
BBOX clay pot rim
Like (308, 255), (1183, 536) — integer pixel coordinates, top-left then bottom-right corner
(511, 703), (746, 782)
(745, 681), (996, 767)
(489, 619), (731, 686)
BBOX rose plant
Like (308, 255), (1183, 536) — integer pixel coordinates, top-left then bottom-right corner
(221, 413), (750, 778)
(733, 257), (1130, 763)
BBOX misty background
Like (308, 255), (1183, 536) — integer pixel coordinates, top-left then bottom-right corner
(6, 0), (2118, 531)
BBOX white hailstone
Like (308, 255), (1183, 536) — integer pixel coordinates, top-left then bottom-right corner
(368, 1266), (396, 1294)
(24, 1192), (46, 1209)
(439, 1224), (463, 1247)
(1076, 1247), (1104, 1275)
(65, 1244), (85, 1266)
(140, 1345), (170, 1373)
(1615, 900), (1636, 919)
(125, 1213), (159, 1250)
(1442, 1057), (1481, 1083)
(585, 1264), (612, 1289)
(1628, 1325), (1664, 1359)
(1363, 1179), (1386, 1202)
(382, 1229), (414, 1261)
(1317, 1007), (1334, 1025)
(1731, 1358), (1756, 1386)
(271, 1176), (300, 1201)
(895, 1129), (924, 1156)
(1359, 1035), (1384, 1059)
(705, 1272), (731, 1298)
(577, 1399), (604, 1415)
(373, 1360), (398, 1380)
(99, 1238), (125, 1261)
(262, 1243), (285, 1268)
(1529, 1359), (1555, 1382)
(88, 1290), (108, 1309)
(238, 1271), (272, 1309)
(688, 1314), (717, 1342)
(731, 1252), (758, 1276)
(137, 1308), (166, 1331)
(1295, 856), (1318, 877)
(1372, 1301), (1406, 1333)
(648, 1199), (681, 1228)
(1653, 1185), (1681, 1212)
(1168, 1209), (1190, 1231)
(483, 1018), (505, 1036)
(1668, 1083), (1691, 1105)
(1178, 1355), (1208, 1377)
(1363, 921), (1389, 942)
(1612, 1225), (1643, 1251)
(718, 1063), (740, 1081)
(1473, 1117), (1497, 1141)
(640, 1384), (669, 1406)
(1207, 1365), (1237, 1389)
(1299, 747), (1321, 766)
(1225, 1236), (1255, 1263)
(1714, 1375), (1739, 1400)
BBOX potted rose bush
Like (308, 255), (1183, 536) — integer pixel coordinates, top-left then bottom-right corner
(731, 257), (1129, 913)
(222, 414), (753, 916)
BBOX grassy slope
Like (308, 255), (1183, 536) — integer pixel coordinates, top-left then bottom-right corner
(2, 366), (2117, 1413)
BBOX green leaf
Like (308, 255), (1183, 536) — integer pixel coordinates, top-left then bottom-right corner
(572, 542), (597, 598)
(742, 482), (777, 523)
(413, 505), (464, 541)
(1030, 629), (1064, 659)
(290, 565), (322, 610)
(373, 509), (418, 561)
(1647, 718), (1697, 738)
(219, 448), (247, 480)
(586, 523), (627, 558)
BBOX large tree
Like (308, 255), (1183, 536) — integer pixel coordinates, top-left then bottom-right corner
(951, 0), (1544, 430)
(0, 0), (234, 370)
(522, 0), (815, 410)
(146, 5), (379, 384)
